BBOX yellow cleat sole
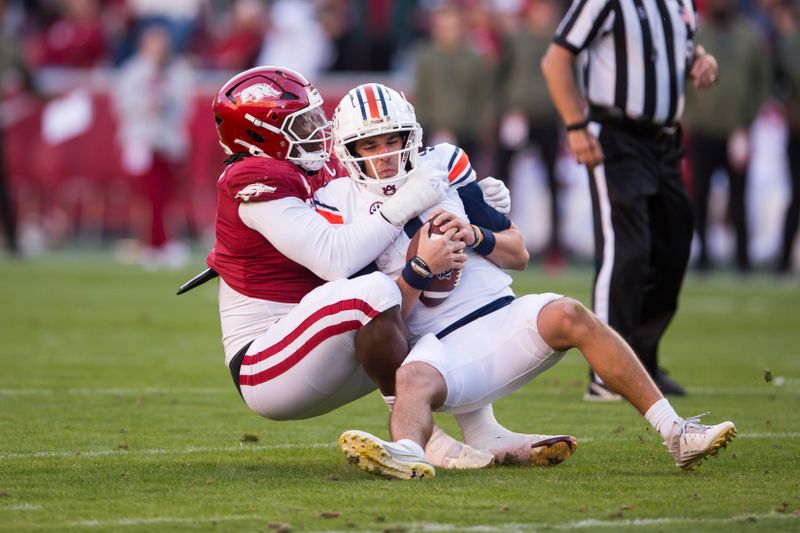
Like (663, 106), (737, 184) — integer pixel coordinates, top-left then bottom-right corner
(339, 431), (435, 480)
(680, 426), (737, 471)
(530, 436), (579, 467)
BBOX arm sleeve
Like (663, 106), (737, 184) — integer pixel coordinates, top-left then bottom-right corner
(458, 182), (512, 232)
(554, 0), (614, 54)
(239, 197), (401, 281)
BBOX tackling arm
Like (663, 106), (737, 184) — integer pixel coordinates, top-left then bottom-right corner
(240, 198), (400, 280)
(453, 184), (529, 270)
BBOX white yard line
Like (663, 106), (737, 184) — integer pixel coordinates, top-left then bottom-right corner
(1, 384), (796, 397)
(0, 387), (229, 396)
(60, 512), (798, 530)
(2, 432), (798, 462)
(0, 443), (336, 460)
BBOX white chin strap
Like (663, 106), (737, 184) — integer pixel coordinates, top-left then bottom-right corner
(298, 158), (325, 172)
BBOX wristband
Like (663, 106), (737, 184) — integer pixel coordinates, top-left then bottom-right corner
(402, 259), (433, 290)
(470, 224), (483, 248)
(410, 256), (433, 278)
(471, 226), (496, 256)
(565, 119), (589, 132)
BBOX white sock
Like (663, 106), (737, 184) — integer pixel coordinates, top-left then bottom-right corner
(396, 438), (425, 459)
(382, 395), (395, 411)
(645, 398), (681, 441)
(454, 405), (509, 444)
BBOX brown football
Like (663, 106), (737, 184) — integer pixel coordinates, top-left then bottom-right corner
(406, 222), (463, 307)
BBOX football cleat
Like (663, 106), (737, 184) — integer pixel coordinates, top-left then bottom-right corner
(471, 433), (578, 466)
(339, 430), (435, 480)
(529, 435), (579, 466)
(583, 378), (623, 402)
(666, 415), (736, 471)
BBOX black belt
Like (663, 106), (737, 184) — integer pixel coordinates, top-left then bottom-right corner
(228, 340), (253, 399)
(436, 296), (514, 339)
(589, 106), (677, 142)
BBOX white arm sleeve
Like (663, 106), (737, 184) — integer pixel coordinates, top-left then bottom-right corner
(239, 197), (401, 281)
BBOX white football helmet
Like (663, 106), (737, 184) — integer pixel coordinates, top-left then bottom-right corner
(332, 83), (422, 196)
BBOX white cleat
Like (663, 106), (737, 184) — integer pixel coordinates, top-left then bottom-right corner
(468, 433), (578, 466)
(666, 415), (737, 471)
(339, 430), (435, 480)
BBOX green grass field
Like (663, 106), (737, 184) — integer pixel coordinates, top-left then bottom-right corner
(1, 254), (798, 532)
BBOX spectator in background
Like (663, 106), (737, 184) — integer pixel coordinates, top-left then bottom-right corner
(204, 0), (266, 71)
(113, 0), (203, 64)
(684, 0), (771, 274)
(496, 0), (566, 268)
(113, 22), (193, 269)
(31, 0), (107, 68)
(464, 0), (506, 66)
(256, 0), (331, 79)
(321, 0), (422, 72)
(414, 1), (492, 164)
(319, 0), (367, 71)
(774, 0), (800, 275)
(0, 0), (37, 255)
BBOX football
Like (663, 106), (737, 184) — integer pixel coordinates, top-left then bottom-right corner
(406, 221), (463, 307)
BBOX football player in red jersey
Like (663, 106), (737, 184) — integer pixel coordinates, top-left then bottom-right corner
(200, 66), (496, 469)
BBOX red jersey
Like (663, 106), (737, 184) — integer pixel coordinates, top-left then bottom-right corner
(207, 157), (328, 303)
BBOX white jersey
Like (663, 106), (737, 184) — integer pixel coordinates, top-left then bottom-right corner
(315, 143), (514, 339)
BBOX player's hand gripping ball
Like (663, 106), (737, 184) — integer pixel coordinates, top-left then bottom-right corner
(406, 222), (463, 307)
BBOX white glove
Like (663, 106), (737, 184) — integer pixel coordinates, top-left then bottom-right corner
(479, 176), (511, 216)
(379, 161), (448, 227)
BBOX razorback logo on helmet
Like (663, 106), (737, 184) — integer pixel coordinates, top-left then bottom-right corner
(235, 182), (277, 202)
(239, 83), (282, 103)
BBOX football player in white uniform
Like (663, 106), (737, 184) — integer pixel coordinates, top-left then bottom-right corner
(316, 83), (579, 470)
(194, 67), (505, 470)
(319, 83), (736, 479)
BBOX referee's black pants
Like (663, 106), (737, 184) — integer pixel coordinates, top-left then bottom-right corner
(588, 122), (694, 378)
(688, 132), (750, 272)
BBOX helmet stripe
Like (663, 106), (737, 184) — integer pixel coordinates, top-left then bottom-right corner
(355, 89), (368, 121)
(365, 84), (380, 119)
(374, 84), (389, 116)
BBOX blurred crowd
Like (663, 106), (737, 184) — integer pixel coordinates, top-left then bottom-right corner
(0, 0), (798, 275)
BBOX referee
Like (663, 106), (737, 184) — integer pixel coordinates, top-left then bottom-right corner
(541, 0), (719, 399)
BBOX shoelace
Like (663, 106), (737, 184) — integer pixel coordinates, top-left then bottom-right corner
(676, 412), (711, 442)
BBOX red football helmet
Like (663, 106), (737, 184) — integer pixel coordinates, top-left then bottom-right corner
(212, 66), (331, 171)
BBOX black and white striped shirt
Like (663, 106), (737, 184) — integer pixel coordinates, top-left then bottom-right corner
(554, 0), (697, 125)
